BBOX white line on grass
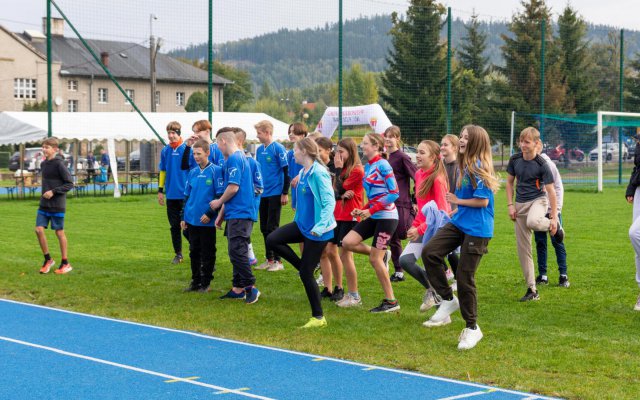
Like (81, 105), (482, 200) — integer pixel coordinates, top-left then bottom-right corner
(0, 299), (559, 400)
(0, 335), (274, 400)
(436, 389), (496, 400)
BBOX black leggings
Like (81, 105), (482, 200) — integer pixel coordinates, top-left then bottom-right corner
(266, 222), (328, 318)
(166, 199), (188, 254)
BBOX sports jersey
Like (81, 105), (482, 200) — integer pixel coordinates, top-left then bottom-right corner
(256, 141), (288, 197)
(363, 155), (399, 219)
(287, 149), (304, 208)
(187, 142), (225, 170)
(451, 168), (494, 238)
(183, 162), (225, 227)
(506, 153), (554, 203)
(223, 150), (254, 220)
(248, 156), (263, 222)
(159, 142), (188, 200)
(294, 162), (336, 241)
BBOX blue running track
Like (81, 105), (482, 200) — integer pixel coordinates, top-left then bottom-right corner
(0, 299), (557, 400)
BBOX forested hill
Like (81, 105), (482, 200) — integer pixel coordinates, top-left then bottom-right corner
(169, 14), (640, 91)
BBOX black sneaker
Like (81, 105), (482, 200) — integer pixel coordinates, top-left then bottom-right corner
(370, 299), (400, 313)
(183, 281), (200, 292)
(390, 271), (405, 282)
(172, 254), (184, 264)
(519, 288), (540, 302)
(197, 285), (211, 293)
(553, 224), (564, 244)
(320, 287), (333, 299)
(330, 286), (344, 302)
(535, 275), (549, 285)
(558, 275), (570, 288)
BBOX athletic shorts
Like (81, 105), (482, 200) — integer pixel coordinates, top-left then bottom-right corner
(330, 220), (358, 247)
(351, 217), (398, 250)
(36, 210), (65, 230)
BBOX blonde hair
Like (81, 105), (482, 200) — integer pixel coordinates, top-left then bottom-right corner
(417, 140), (448, 199)
(457, 125), (499, 192)
(254, 120), (273, 134)
(42, 137), (59, 148)
(166, 121), (181, 133)
(520, 126), (541, 142)
(364, 133), (385, 156)
(295, 137), (323, 165)
(442, 134), (459, 150)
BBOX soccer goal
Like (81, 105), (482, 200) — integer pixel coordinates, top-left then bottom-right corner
(510, 111), (640, 192)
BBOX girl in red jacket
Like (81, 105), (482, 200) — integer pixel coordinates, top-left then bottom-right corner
(398, 140), (450, 311)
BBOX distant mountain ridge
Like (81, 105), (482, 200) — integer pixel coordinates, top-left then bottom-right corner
(169, 14), (640, 91)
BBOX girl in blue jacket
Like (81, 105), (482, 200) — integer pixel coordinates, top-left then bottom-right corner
(266, 137), (337, 328)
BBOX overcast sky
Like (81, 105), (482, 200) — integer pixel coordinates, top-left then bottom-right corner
(1, 0), (638, 51)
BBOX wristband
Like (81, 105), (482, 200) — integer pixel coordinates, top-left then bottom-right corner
(158, 188), (164, 194)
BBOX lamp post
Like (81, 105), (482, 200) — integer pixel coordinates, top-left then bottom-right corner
(150, 14), (159, 112)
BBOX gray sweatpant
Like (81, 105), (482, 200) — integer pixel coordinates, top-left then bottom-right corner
(629, 187), (640, 288)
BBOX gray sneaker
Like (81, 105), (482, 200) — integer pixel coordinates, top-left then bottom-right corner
(423, 296), (459, 327)
(171, 254), (183, 264)
(336, 293), (362, 308)
(419, 289), (441, 312)
(254, 260), (272, 270)
(266, 260), (284, 272)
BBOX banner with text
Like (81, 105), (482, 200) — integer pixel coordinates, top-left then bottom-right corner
(316, 104), (392, 138)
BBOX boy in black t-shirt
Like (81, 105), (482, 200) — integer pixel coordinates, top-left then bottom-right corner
(506, 127), (564, 302)
(36, 137), (74, 274)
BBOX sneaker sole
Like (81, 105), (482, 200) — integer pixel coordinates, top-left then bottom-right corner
(423, 316), (452, 327)
(40, 261), (56, 274)
(419, 302), (436, 313)
(245, 292), (261, 304)
(370, 305), (400, 313)
(54, 266), (73, 275)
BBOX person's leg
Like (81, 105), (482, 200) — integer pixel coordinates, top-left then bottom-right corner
(326, 243), (342, 289)
(630, 190), (640, 290)
(299, 238), (329, 318)
(342, 218), (375, 256)
(422, 224), (463, 300)
(258, 197), (271, 260)
(456, 235), (490, 328)
(267, 196), (283, 262)
(515, 201), (536, 291)
(388, 207), (406, 273)
(319, 247), (333, 293)
(526, 196), (551, 232)
(201, 226), (216, 288)
(370, 219), (398, 300)
(265, 223), (304, 270)
(187, 224), (202, 288)
(534, 230), (548, 278)
(166, 199), (183, 256)
(35, 225), (49, 255)
(550, 213), (568, 276)
(400, 240), (430, 289)
(227, 219), (256, 290)
(447, 252), (459, 276)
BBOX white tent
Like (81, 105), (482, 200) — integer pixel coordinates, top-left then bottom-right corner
(0, 111), (289, 145)
(0, 111), (289, 198)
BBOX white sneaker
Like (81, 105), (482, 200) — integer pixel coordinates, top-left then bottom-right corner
(383, 249), (391, 272)
(458, 325), (483, 350)
(419, 289), (440, 312)
(255, 260), (271, 270)
(423, 296), (459, 327)
(336, 293), (362, 308)
(316, 274), (324, 286)
(451, 280), (458, 292)
(634, 294), (640, 311)
(267, 261), (284, 272)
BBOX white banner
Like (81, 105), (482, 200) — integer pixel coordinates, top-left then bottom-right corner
(315, 104), (392, 138)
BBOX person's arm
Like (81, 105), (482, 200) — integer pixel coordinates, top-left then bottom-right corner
(506, 173), (516, 220)
(210, 183), (239, 210)
(367, 165), (399, 215)
(181, 145), (192, 171)
(54, 162), (74, 193)
(311, 170), (337, 236)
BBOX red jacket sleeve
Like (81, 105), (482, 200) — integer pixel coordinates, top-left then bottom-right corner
(342, 166), (364, 191)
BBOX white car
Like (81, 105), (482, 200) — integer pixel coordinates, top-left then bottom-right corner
(589, 142), (628, 162)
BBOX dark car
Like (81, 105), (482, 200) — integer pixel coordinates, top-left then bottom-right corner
(116, 150), (141, 171)
(9, 148), (43, 171)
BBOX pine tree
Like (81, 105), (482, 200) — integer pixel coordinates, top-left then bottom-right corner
(557, 6), (599, 114)
(380, 0), (447, 142)
(625, 54), (640, 112)
(457, 13), (489, 79)
(500, 0), (567, 115)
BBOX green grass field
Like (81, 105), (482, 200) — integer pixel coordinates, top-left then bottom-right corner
(1, 188), (639, 399)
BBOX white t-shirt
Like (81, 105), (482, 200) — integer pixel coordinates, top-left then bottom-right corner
(540, 153), (564, 212)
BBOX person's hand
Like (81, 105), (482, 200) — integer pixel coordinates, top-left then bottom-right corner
(412, 203), (419, 215)
(508, 204), (516, 221)
(406, 226), (419, 241)
(448, 208), (458, 218)
(549, 217), (558, 235)
(157, 192), (165, 206)
(200, 215), (211, 224)
(186, 134), (198, 146)
(445, 192), (459, 205)
(180, 221), (187, 230)
(215, 214), (224, 230)
(291, 175), (300, 188)
(627, 196), (634, 204)
(359, 209), (371, 219)
(311, 231), (319, 237)
(343, 190), (354, 200)
(210, 199), (222, 210)
(333, 152), (344, 168)
(281, 194), (289, 206)
(42, 190), (54, 199)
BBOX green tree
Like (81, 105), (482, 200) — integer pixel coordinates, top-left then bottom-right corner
(245, 98), (289, 122)
(500, 0), (568, 115)
(379, 0), (447, 142)
(450, 67), (480, 131)
(23, 99), (48, 111)
(457, 13), (489, 79)
(185, 91), (208, 112)
(343, 64), (378, 106)
(557, 6), (599, 113)
(258, 81), (273, 100)
(591, 31), (621, 111)
(625, 53), (640, 112)
(212, 60), (254, 111)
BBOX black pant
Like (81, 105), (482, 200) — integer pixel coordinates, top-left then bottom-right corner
(267, 223), (328, 318)
(421, 223), (489, 328)
(389, 205), (415, 272)
(259, 195), (282, 261)
(187, 224), (216, 287)
(166, 199), (188, 255)
(227, 219), (256, 289)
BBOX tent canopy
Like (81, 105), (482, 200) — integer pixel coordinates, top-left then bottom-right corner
(0, 111), (290, 145)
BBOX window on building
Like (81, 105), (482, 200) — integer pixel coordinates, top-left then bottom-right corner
(176, 92), (185, 106)
(68, 99), (78, 112)
(14, 78), (37, 99)
(98, 88), (108, 104)
(125, 89), (135, 104)
(155, 91), (161, 106)
(68, 80), (78, 91)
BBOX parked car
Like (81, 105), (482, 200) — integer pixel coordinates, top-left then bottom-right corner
(402, 145), (418, 164)
(545, 144), (585, 162)
(116, 150), (141, 171)
(589, 142), (628, 162)
(9, 148), (43, 171)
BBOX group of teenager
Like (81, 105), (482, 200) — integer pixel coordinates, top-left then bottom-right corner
(35, 117), (574, 351)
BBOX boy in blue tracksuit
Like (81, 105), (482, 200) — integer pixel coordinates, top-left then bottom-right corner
(180, 140), (224, 292)
(158, 121), (189, 264)
(181, 119), (225, 171)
